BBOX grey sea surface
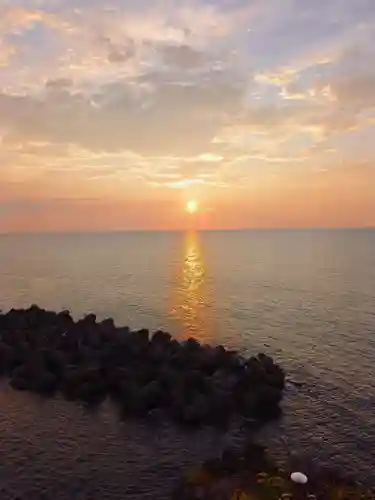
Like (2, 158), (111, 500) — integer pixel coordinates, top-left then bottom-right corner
(0, 229), (374, 498)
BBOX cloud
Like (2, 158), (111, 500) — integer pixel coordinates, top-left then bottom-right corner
(160, 44), (205, 69)
(0, 1), (257, 91)
(255, 67), (300, 87)
(45, 78), (73, 90)
(230, 38), (375, 159)
(0, 73), (244, 156)
(0, 6), (72, 37)
(0, 136), (228, 193)
(0, 7), (45, 34)
(0, 41), (17, 67)
(2, 0), (375, 231)
(329, 74), (375, 110)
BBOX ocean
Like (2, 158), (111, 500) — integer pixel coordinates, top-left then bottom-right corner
(0, 229), (375, 498)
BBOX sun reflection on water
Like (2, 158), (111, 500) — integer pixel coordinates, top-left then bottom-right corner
(169, 231), (213, 343)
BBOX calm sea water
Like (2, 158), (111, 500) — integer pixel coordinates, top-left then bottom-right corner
(0, 229), (375, 498)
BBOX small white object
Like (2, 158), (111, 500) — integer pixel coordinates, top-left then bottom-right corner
(290, 472), (308, 484)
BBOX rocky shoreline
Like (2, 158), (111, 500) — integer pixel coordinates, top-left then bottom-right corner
(173, 443), (375, 499)
(0, 305), (285, 428)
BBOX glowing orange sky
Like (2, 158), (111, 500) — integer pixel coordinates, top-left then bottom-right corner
(1, 0), (375, 232)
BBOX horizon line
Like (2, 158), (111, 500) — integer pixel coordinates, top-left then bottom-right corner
(1, 226), (375, 236)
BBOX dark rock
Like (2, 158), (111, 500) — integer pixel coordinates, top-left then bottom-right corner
(201, 457), (225, 477)
(136, 328), (149, 343)
(0, 305), (285, 428)
(10, 374), (30, 391)
(151, 330), (171, 345)
(147, 407), (165, 425)
(43, 349), (66, 379)
(10, 364), (57, 395)
(127, 330), (150, 357)
(35, 370), (58, 395)
(219, 449), (244, 474)
(119, 381), (150, 417)
(140, 380), (165, 409)
(254, 385), (283, 415)
(258, 353), (285, 389)
(241, 442), (272, 471)
(210, 370), (237, 393)
(57, 309), (74, 327)
(98, 318), (116, 341)
(0, 342), (13, 375)
(206, 390), (233, 428)
(244, 355), (266, 381)
(83, 313), (96, 325)
(174, 393), (211, 427)
(184, 337), (201, 351)
(61, 365), (104, 402)
(183, 370), (208, 394)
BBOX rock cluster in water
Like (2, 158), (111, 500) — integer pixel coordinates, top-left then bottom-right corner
(0, 305), (285, 428)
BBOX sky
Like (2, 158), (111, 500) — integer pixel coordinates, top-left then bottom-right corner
(0, 0), (375, 232)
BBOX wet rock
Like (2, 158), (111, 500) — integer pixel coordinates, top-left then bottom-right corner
(119, 381), (151, 417)
(98, 318), (116, 342)
(219, 448), (245, 474)
(175, 443), (375, 500)
(57, 309), (74, 328)
(136, 328), (150, 343)
(256, 385), (283, 408)
(151, 329), (172, 346)
(10, 363), (57, 395)
(139, 380), (165, 409)
(185, 337), (202, 351)
(174, 394), (211, 427)
(0, 342), (13, 374)
(83, 313), (97, 325)
(43, 349), (66, 379)
(0, 305), (285, 428)
(61, 365), (103, 401)
(206, 390), (233, 428)
(127, 330), (150, 357)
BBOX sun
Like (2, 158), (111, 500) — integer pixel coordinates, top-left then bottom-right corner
(186, 199), (198, 214)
